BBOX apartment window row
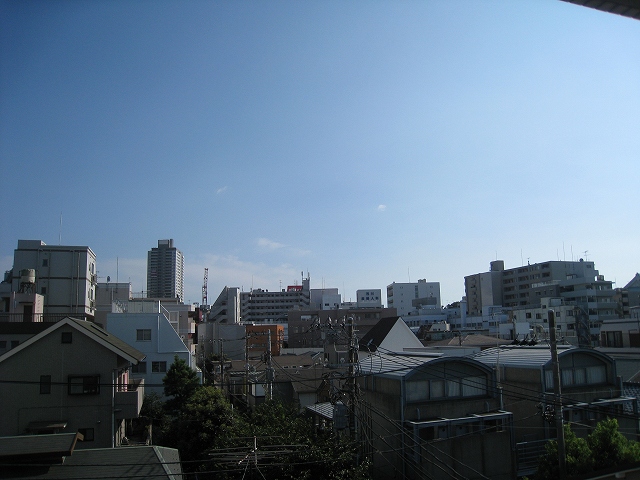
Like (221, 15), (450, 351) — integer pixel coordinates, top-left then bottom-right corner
(544, 365), (606, 390)
(40, 375), (102, 395)
(406, 375), (487, 402)
(132, 361), (167, 373)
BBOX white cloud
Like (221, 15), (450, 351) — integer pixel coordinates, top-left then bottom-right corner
(378, 204), (387, 212)
(216, 186), (228, 195)
(257, 237), (286, 250)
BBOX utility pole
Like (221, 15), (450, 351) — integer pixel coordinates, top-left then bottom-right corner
(266, 329), (274, 401)
(347, 316), (357, 441)
(219, 339), (224, 392)
(549, 309), (566, 480)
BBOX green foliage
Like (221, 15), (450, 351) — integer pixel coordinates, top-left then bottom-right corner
(587, 418), (631, 469)
(536, 418), (640, 479)
(163, 354), (200, 413)
(164, 385), (239, 467)
(224, 400), (369, 480)
(153, 369), (370, 480)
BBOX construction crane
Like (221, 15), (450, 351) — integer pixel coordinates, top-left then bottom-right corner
(202, 268), (208, 307)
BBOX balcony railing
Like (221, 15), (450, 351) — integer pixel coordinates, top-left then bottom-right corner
(114, 378), (145, 419)
(0, 312), (94, 323)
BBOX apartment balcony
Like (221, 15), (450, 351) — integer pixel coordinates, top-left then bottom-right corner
(114, 378), (144, 419)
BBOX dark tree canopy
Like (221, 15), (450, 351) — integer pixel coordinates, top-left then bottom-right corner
(536, 419), (640, 480)
(163, 354), (200, 413)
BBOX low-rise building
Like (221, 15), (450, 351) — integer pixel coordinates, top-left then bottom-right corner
(472, 345), (637, 476)
(358, 352), (514, 480)
(107, 300), (200, 397)
(0, 317), (145, 448)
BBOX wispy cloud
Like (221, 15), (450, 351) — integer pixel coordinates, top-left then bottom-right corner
(216, 186), (228, 195)
(257, 237), (286, 250)
(377, 204), (387, 212)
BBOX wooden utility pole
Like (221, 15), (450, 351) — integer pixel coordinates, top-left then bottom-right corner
(549, 309), (566, 480)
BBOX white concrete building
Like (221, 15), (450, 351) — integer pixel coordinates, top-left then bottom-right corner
(356, 289), (382, 308)
(107, 300), (200, 397)
(386, 279), (441, 317)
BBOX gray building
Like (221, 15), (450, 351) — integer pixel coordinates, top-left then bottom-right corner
(358, 352), (514, 480)
(240, 275), (310, 324)
(466, 260), (617, 342)
(0, 317), (145, 449)
(1, 240), (97, 321)
(146, 239), (184, 302)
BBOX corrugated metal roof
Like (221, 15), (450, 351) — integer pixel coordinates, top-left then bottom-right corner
(472, 345), (575, 368)
(305, 401), (338, 420)
(358, 352), (444, 378)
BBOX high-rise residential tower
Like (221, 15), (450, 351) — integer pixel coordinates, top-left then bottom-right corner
(147, 239), (184, 302)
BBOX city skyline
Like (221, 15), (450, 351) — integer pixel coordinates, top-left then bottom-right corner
(1, 1), (639, 306)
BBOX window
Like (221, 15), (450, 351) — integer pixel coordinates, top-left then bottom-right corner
(132, 362), (147, 374)
(11, 340), (19, 349)
(152, 361), (167, 373)
(136, 329), (151, 341)
(68, 375), (100, 395)
(42, 259), (48, 267)
(40, 375), (52, 394)
(61, 332), (72, 344)
(78, 428), (94, 441)
(41, 286), (47, 295)
(0, 341), (6, 349)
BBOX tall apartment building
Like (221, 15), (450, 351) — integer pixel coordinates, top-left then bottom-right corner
(386, 279), (441, 317)
(146, 239), (184, 302)
(0, 240), (97, 321)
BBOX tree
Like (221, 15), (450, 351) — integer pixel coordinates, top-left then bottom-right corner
(223, 400), (370, 480)
(587, 418), (640, 469)
(164, 385), (239, 473)
(536, 424), (592, 479)
(163, 354), (200, 413)
(536, 419), (640, 479)
(137, 392), (169, 445)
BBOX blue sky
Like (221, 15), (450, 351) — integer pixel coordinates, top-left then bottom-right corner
(1, 0), (639, 306)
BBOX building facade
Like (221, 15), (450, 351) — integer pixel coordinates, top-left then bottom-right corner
(107, 300), (200, 397)
(1, 240), (97, 321)
(358, 352), (514, 480)
(466, 259), (617, 343)
(240, 276), (310, 324)
(387, 279), (441, 317)
(146, 239), (184, 302)
(0, 317), (145, 449)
